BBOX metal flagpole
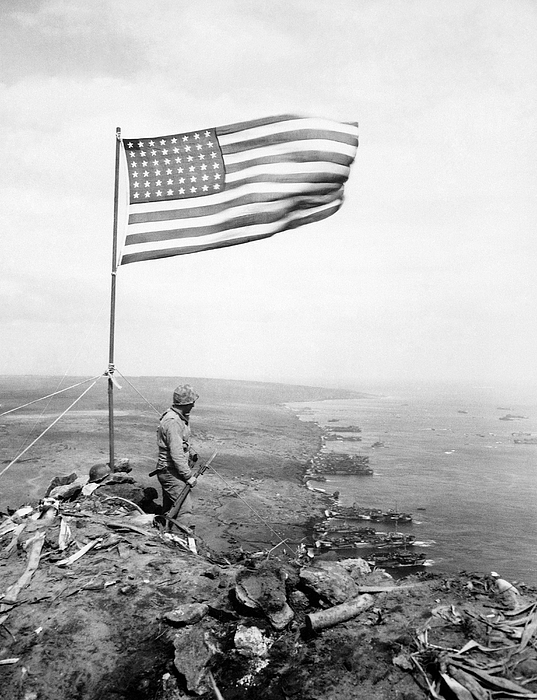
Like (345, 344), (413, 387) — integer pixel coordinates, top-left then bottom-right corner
(108, 126), (122, 468)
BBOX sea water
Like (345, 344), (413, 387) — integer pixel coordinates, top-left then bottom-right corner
(288, 382), (537, 585)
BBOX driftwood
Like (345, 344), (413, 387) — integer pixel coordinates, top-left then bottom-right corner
(56, 538), (103, 567)
(305, 593), (375, 632)
(412, 599), (537, 700)
(355, 583), (424, 593)
(0, 532), (45, 614)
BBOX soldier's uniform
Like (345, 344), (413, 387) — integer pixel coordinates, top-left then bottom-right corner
(155, 384), (199, 517)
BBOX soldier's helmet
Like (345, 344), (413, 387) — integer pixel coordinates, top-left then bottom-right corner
(173, 384), (199, 406)
(89, 463), (111, 483)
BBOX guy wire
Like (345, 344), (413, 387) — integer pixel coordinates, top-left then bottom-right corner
(103, 374), (297, 556)
(207, 464), (296, 556)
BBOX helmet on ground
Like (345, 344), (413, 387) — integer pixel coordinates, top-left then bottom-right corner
(173, 384), (199, 406)
(89, 463), (111, 483)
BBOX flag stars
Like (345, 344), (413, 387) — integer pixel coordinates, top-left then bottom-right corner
(127, 128), (223, 203)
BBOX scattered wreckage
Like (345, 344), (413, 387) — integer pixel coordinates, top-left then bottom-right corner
(1, 462), (537, 699)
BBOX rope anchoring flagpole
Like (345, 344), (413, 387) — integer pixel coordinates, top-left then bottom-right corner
(0, 378), (102, 480)
(0, 374), (103, 417)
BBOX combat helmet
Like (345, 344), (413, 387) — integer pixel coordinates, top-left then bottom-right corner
(173, 384), (199, 406)
(89, 462), (111, 483)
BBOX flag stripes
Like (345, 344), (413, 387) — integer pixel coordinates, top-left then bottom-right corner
(124, 199), (343, 264)
(120, 115), (358, 265)
(126, 190), (343, 244)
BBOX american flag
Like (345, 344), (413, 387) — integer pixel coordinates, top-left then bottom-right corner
(120, 115), (358, 265)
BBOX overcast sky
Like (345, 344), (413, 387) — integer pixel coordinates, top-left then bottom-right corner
(1, 0), (536, 389)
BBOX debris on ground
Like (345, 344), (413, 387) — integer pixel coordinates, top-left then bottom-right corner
(1, 463), (537, 700)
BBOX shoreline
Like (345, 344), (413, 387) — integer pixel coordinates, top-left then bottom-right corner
(3, 384), (537, 699)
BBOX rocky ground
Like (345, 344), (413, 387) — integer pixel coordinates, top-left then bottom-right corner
(1, 377), (537, 699)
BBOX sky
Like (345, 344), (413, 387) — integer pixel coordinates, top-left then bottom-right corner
(1, 0), (536, 389)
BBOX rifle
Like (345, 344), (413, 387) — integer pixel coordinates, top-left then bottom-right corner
(167, 451), (217, 522)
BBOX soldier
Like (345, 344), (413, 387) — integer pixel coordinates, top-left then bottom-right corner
(155, 384), (199, 521)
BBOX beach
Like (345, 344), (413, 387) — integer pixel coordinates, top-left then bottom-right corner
(288, 383), (537, 585)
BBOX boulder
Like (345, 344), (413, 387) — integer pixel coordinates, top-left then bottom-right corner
(235, 563), (294, 630)
(173, 626), (219, 695)
(234, 625), (270, 657)
(299, 562), (359, 605)
(112, 457), (131, 473)
(338, 557), (372, 579)
(45, 472), (78, 497)
(164, 603), (208, 626)
(96, 482), (153, 508)
(48, 475), (89, 500)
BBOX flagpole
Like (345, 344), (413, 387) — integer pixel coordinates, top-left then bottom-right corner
(108, 126), (122, 468)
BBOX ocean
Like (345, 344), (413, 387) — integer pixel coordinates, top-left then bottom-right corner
(288, 382), (537, 586)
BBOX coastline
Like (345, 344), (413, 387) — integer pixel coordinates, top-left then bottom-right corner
(3, 380), (537, 699)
